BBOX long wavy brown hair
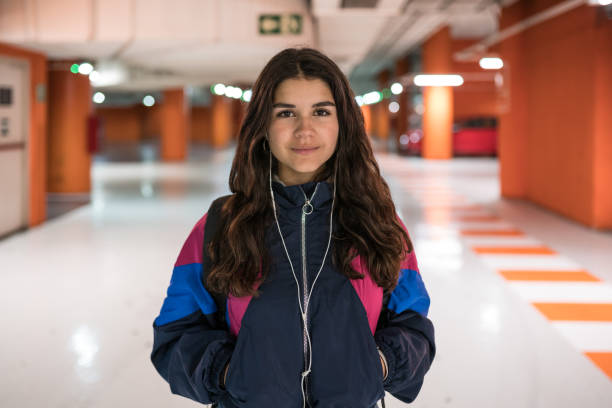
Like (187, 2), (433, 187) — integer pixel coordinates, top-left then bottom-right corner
(207, 47), (413, 298)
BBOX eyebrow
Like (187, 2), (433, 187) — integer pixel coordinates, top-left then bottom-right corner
(272, 101), (336, 108)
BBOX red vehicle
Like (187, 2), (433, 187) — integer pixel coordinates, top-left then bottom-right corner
(397, 117), (497, 157)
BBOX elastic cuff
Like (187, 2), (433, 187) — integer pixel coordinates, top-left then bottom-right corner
(376, 341), (396, 387)
(208, 342), (234, 393)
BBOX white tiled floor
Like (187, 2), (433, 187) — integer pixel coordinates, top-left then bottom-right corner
(1, 146), (611, 408)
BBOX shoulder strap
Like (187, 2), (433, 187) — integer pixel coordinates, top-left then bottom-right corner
(202, 194), (233, 329)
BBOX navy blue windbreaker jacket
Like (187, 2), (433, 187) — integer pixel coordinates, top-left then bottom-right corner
(151, 179), (436, 407)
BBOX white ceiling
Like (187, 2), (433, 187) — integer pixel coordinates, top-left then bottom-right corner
(0, 0), (518, 92)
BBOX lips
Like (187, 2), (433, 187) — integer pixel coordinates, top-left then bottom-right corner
(291, 146), (319, 155)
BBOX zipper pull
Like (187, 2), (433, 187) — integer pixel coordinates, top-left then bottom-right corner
(302, 201), (313, 215)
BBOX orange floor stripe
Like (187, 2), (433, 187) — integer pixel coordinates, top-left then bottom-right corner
(461, 229), (524, 236)
(472, 246), (557, 255)
(532, 303), (612, 321)
(499, 270), (600, 282)
(584, 352), (612, 381)
(459, 215), (501, 222)
(423, 205), (484, 211)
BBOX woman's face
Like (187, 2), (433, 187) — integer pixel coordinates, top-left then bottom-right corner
(268, 77), (339, 186)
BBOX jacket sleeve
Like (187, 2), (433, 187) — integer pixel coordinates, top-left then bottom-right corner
(151, 213), (235, 404)
(374, 217), (436, 403)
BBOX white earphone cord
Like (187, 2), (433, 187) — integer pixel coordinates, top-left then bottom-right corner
(269, 147), (336, 408)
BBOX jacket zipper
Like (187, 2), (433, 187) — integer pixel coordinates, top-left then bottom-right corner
(299, 183), (319, 406)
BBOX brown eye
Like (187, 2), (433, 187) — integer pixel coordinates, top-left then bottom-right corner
(314, 109), (330, 116)
(276, 110), (295, 118)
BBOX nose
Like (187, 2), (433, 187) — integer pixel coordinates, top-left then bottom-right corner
(295, 116), (314, 139)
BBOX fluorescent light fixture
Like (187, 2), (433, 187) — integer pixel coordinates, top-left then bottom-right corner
(242, 89), (252, 102)
(92, 92), (105, 104)
(390, 82), (403, 95)
(413, 75), (464, 87)
(143, 95), (155, 107)
(213, 83), (226, 95)
(388, 101), (400, 113)
(78, 63), (94, 75)
(363, 91), (382, 105)
(89, 61), (127, 87)
(355, 95), (364, 106)
(479, 57), (504, 70)
(600, 0), (612, 4)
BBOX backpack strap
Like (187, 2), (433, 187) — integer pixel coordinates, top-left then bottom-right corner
(202, 194), (233, 329)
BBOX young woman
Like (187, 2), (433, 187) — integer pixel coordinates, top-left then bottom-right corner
(151, 47), (435, 408)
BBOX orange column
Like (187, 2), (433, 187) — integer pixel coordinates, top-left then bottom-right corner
(211, 94), (232, 148)
(498, 2), (528, 198)
(361, 105), (372, 136)
(161, 88), (189, 161)
(376, 70), (391, 141)
(395, 56), (411, 139)
(422, 26), (453, 159)
(0, 42), (47, 226)
(47, 62), (92, 193)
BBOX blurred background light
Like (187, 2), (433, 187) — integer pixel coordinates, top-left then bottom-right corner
(78, 62), (93, 75)
(479, 57), (504, 70)
(143, 95), (155, 107)
(92, 92), (105, 104)
(363, 91), (382, 105)
(390, 82), (403, 94)
(414, 74), (464, 87)
(212, 83), (226, 95)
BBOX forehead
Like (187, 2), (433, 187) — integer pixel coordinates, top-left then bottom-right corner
(273, 77), (333, 103)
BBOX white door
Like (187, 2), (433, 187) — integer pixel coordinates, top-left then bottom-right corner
(0, 58), (29, 237)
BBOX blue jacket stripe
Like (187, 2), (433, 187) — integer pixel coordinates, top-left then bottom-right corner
(388, 268), (431, 317)
(154, 262), (218, 326)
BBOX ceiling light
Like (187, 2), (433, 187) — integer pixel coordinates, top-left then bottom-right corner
(414, 75), (464, 87)
(363, 91), (382, 105)
(479, 57), (504, 70)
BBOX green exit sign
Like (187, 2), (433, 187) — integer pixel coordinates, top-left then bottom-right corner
(259, 14), (302, 35)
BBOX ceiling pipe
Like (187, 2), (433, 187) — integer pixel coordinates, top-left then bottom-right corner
(454, 0), (588, 61)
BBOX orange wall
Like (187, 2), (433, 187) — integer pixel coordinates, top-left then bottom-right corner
(143, 104), (162, 140)
(0, 42), (47, 226)
(192, 106), (212, 143)
(96, 107), (143, 142)
(592, 11), (612, 228)
(452, 40), (501, 120)
(97, 104), (221, 146)
(499, 1), (612, 229)
(96, 104), (163, 143)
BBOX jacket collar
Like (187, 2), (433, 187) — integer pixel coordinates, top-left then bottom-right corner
(271, 174), (333, 210)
